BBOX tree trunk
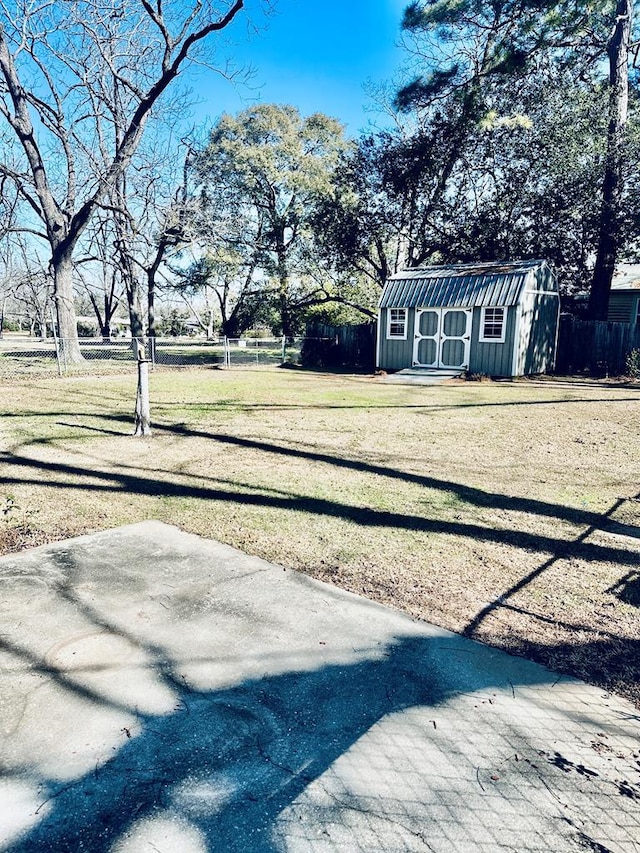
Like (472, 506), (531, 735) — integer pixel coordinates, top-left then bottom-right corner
(276, 232), (292, 337)
(100, 292), (111, 341)
(52, 251), (83, 363)
(147, 283), (156, 339)
(125, 277), (145, 341)
(134, 345), (152, 437)
(589, 0), (632, 320)
(38, 311), (47, 340)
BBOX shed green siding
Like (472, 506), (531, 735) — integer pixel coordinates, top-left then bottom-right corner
(520, 292), (560, 374)
(468, 307), (516, 376)
(608, 291), (638, 323)
(377, 307), (412, 370)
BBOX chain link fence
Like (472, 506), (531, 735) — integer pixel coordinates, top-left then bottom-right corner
(0, 335), (313, 378)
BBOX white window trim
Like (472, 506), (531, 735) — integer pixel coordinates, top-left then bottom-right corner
(387, 307), (408, 340)
(479, 306), (506, 343)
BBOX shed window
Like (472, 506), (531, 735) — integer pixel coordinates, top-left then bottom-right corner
(387, 308), (407, 339)
(636, 299), (640, 325)
(480, 307), (506, 343)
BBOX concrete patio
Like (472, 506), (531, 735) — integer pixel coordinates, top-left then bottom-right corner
(0, 521), (639, 852)
(380, 368), (464, 385)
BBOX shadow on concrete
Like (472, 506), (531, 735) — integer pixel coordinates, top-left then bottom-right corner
(3, 549), (550, 853)
(4, 539), (638, 853)
(5, 636), (453, 852)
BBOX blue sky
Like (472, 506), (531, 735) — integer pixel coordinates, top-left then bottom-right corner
(193, 0), (409, 136)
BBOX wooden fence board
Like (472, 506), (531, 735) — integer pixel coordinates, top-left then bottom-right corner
(306, 317), (640, 376)
(556, 317), (640, 375)
(303, 322), (377, 370)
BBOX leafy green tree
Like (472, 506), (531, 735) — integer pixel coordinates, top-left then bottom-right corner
(158, 307), (190, 337)
(193, 104), (349, 335)
(312, 133), (405, 290)
(172, 252), (273, 338)
(324, 57), (634, 303)
(399, 0), (637, 318)
(312, 120), (479, 292)
(435, 64), (611, 294)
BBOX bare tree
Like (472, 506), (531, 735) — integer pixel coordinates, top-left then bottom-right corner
(102, 135), (196, 342)
(0, 0), (248, 362)
(75, 212), (124, 341)
(1, 236), (53, 338)
(11, 268), (52, 338)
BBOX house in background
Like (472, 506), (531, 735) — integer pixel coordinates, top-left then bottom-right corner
(608, 264), (640, 324)
(377, 259), (560, 378)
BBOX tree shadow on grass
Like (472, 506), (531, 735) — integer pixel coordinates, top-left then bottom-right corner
(3, 412), (640, 706)
(149, 393), (640, 412)
(607, 571), (640, 607)
(4, 388), (640, 540)
(35, 413), (639, 542)
(1, 447), (639, 569)
(4, 377), (639, 422)
(460, 487), (640, 706)
(462, 492), (635, 638)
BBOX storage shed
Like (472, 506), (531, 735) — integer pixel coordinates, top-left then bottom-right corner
(377, 259), (559, 377)
(607, 264), (640, 324)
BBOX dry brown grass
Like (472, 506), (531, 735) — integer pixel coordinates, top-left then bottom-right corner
(1, 367), (640, 705)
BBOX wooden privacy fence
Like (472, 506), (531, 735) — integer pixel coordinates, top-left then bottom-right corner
(303, 317), (640, 376)
(556, 316), (640, 376)
(302, 322), (377, 371)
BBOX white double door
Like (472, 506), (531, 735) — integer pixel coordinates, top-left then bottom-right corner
(412, 307), (472, 369)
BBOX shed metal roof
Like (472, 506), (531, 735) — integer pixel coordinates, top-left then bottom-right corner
(611, 263), (640, 291)
(379, 259), (551, 309)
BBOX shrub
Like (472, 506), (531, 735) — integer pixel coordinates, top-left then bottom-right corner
(77, 319), (98, 338)
(625, 349), (640, 379)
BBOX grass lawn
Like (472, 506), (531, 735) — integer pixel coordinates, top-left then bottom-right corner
(1, 366), (640, 706)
